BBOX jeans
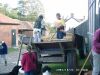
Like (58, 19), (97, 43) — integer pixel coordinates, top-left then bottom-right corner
(92, 51), (100, 75)
(33, 28), (41, 42)
(57, 31), (66, 39)
(0, 54), (7, 63)
(25, 70), (36, 75)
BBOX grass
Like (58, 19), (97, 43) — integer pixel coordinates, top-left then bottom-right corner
(8, 47), (18, 53)
(13, 55), (92, 75)
(46, 57), (92, 75)
(79, 58), (92, 70)
(8, 44), (27, 53)
(18, 58), (92, 75)
(48, 63), (68, 75)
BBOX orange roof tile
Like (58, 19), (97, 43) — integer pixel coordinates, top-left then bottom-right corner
(18, 21), (33, 30)
(0, 13), (19, 25)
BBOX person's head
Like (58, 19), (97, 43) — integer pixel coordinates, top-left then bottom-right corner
(39, 15), (43, 20)
(2, 41), (4, 44)
(56, 13), (61, 19)
(27, 45), (32, 52)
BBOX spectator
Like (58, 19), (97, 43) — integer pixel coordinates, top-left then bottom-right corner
(92, 28), (100, 75)
(21, 45), (37, 75)
(33, 15), (45, 42)
(0, 41), (8, 66)
(55, 13), (66, 39)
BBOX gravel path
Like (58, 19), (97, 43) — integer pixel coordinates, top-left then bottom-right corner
(0, 48), (26, 75)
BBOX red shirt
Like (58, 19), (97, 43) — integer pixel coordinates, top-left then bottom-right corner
(21, 51), (37, 72)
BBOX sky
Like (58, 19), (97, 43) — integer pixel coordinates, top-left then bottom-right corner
(0, 0), (88, 30)
(0, 0), (18, 8)
(0, 0), (88, 22)
(41, 0), (88, 23)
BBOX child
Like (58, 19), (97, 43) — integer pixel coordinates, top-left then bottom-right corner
(21, 45), (37, 75)
(0, 41), (8, 66)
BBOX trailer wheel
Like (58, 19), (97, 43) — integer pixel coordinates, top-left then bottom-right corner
(67, 50), (78, 75)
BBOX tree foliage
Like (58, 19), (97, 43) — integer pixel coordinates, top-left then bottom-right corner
(0, 0), (44, 22)
(17, 0), (44, 21)
(0, 3), (9, 15)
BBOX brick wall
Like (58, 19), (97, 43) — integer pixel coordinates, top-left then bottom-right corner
(23, 31), (33, 37)
(0, 25), (19, 47)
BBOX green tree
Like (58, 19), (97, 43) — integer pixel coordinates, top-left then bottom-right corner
(0, 0), (44, 21)
(8, 8), (19, 19)
(0, 3), (18, 19)
(0, 3), (9, 15)
(17, 0), (44, 21)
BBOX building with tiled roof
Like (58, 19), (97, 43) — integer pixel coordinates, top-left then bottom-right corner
(65, 13), (85, 31)
(0, 13), (33, 47)
(0, 13), (19, 25)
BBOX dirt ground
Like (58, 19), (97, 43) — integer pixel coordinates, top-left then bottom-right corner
(84, 71), (92, 75)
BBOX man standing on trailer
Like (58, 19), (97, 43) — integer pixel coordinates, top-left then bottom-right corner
(33, 15), (45, 42)
(55, 13), (66, 39)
